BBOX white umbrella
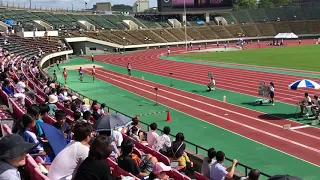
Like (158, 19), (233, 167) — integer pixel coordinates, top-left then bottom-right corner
(288, 79), (320, 90)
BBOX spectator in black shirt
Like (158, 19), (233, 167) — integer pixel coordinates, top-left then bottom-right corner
(118, 139), (149, 177)
(92, 104), (101, 121)
(74, 135), (121, 180)
(0, 68), (8, 82)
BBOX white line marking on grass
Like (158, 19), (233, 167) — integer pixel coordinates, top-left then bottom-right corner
(83, 69), (320, 168)
(94, 68), (320, 141)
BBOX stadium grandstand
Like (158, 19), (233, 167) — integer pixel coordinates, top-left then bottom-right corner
(0, 0), (320, 180)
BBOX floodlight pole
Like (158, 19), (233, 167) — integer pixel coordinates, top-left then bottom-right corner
(184, 0), (187, 52)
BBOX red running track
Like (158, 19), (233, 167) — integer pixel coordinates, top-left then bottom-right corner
(82, 68), (320, 165)
(90, 43), (320, 106)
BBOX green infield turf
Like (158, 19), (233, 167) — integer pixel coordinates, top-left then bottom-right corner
(173, 45), (320, 72)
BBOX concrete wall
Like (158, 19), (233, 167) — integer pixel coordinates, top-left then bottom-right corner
(133, 0), (149, 13)
(69, 41), (113, 56)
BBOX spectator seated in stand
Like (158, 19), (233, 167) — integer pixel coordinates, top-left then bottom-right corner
(118, 138), (157, 178)
(83, 110), (92, 123)
(54, 110), (71, 143)
(147, 123), (159, 148)
(240, 169), (260, 180)
(0, 134), (38, 180)
(210, 151), (237, 180)
(148, 162), (172, 180)
(201, 148), (217, 178)
(92, 104), (101, 121)
(35, 104), (50, 137)
(126, 117), (140, 136)
(2, 78), (25, 105)
(80, 98), (91, 112)
(47, 94), (58, 116)
(48, 122), (93, 180)
(96, 130), (120, 161)
(130, 126), (144, 143)
(74, 135), (121, 180)
(152, 126), (171, 156)
(169, 132), (193, 169)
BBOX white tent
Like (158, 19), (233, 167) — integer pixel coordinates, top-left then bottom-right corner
(274, 33), (298, 39)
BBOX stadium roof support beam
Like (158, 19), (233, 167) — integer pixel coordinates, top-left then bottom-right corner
(33, 20), (53, 31)
(77, 21), (95, 31)
(168, 19), (181, 28)
(122, 20), (138, 30)
(0, 21), (9, 33)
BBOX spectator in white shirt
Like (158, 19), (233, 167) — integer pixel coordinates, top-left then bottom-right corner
(201, 148), (217, 178)
(147, 123), (159, 148)
(300, 93), (312, 115)
(152, 126), (171, 156)
(210, 151), (237, 180)
(48, 122), (93, 180)
(111, 130), (123, 147)
(16, 76), (35, 99)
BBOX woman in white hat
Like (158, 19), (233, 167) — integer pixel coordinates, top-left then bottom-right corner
(48, 94), (58, 116)
(0, 134), (37, 180)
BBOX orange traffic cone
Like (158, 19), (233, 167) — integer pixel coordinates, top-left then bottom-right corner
(166, 110), (171, 122)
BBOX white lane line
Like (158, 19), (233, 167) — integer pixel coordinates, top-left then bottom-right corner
(81, 69), (320, 168)
(291, 125), (311, 130)
(90, 69), (320, 154)
(101, 56), (320, 131)
(94, 68), (320, 141)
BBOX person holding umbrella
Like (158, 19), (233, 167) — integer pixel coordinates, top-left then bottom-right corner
(0, 134), (38, 180)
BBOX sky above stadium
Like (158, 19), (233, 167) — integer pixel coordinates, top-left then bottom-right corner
(11, 0), (158, 10)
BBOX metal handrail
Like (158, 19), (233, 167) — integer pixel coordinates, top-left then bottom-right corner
(64, 85), (271, 178)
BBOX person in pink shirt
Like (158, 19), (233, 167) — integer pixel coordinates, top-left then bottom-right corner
(147, 123), (159, 147)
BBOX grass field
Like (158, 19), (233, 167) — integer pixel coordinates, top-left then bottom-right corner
(174, 45), (320, 71)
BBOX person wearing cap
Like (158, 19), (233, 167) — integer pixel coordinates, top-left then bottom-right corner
(92, 104), (101, 121)
(148, 162), (171, 180)
(0, 134), (38, 180)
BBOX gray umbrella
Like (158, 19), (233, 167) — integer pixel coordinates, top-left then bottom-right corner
(268, 175), (302, 180)
(94, 114), (131, 131)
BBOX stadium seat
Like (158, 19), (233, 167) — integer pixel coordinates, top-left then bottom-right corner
(194, 171), (209, 180)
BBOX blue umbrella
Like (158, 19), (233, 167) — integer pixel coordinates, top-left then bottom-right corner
(288, 79), (320, 90)
(39, 122), (67, 156)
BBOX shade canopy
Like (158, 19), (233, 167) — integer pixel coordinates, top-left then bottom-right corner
(275, 33), (298, 39)
(288, 79), (320, 90)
